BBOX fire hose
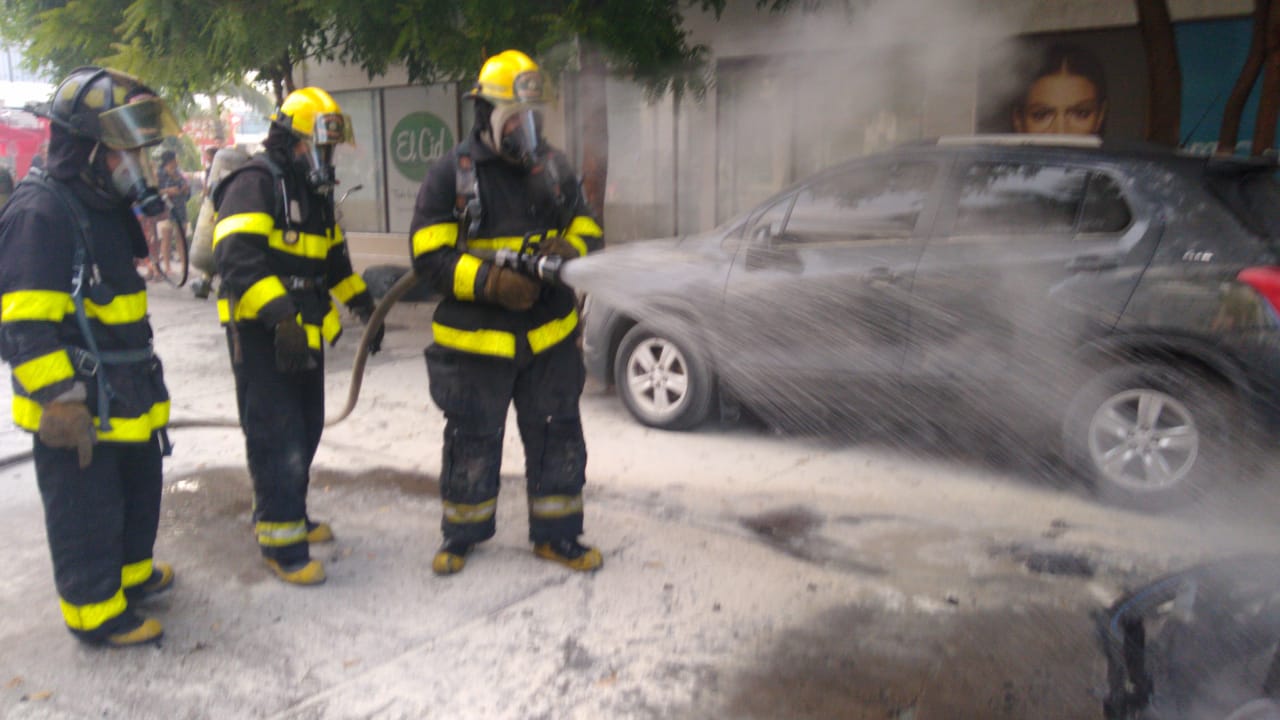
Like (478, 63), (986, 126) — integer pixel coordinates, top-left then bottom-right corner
(0, 268), (426, 472)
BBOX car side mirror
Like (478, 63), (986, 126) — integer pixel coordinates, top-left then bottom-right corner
(745, 239), (802, 273)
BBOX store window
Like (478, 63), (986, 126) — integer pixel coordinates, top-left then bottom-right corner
(330, 89), (384, 233)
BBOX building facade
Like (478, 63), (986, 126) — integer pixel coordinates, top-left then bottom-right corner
(299, 0), (1256, 262)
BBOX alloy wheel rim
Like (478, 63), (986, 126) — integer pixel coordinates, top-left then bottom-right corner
(624, 337), (690, 421)
(1087, 388), (1199, 492)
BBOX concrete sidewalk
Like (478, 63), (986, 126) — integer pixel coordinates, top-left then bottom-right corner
(2, 283), (1279, 719)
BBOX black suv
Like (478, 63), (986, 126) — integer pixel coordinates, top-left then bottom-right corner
(578, 136), (1280, 509)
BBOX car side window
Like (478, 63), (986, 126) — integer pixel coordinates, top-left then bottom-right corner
(744, 194), (795, 245)
(1079, 172), (1132, 233)
(954, 162), (1090, 235)
(783, 162), (937, 243)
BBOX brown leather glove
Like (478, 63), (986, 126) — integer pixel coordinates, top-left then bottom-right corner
(537, 235), (581, 260)
(274, 319), (317, 373)
(39, 401), (96, 469)
(483, 266), (539, 311)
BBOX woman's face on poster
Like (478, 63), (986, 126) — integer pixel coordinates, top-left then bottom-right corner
(1013, 72), (1106, 135)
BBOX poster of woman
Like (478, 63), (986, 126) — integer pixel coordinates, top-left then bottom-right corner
(981, 18), (1280, 155)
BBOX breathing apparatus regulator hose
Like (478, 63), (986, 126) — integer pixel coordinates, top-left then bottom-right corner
(0, 270), (423, 470)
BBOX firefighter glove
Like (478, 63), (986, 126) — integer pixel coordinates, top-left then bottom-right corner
(39, 400), (96, 469)
(537, 235), (581, 260)
(483, 265), (539, 311)
(274, 319), (316, 373)
(352, 302), (384, 356)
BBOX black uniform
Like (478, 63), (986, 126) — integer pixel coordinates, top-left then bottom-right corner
(0, 133), (170, 641)
(410, 131), (604, 545)
(212, 143), (373, 565)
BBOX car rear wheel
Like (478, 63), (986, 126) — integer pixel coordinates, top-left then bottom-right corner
(1064, 363), (1234, 510)
(614, 323), (714, 430)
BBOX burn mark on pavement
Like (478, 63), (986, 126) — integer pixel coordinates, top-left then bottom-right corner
(721, 603), (1100, 720)
(740, 506), (887, 576)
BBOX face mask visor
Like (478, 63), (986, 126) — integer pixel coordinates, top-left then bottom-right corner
(300, 141), (338, 194)
(493, 105), (543, 168)
(110, 149), (164, 215)
(97, 96), (180, 151)
(311, 112), (352, 146)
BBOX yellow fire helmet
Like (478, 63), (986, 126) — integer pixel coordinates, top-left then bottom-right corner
(271, 87), (353, 146)
(467, 50), (545, 105)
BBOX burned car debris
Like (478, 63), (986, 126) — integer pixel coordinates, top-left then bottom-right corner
(1097, 554), (1280, 720)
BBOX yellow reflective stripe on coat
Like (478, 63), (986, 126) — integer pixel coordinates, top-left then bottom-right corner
(11, 396), (169, 439)
(2, 289), (70, 322)
(566, 215), (603, 254)
(527, 309), (578, 354)
(453, 254), (482, 300)
(304, 322), (322, 350)
(330, 274), (367, 305)
(3, 290), (146, 325)
(229, 276), (289, 321)
(466, 236), (528, 253)
(60, 588), (127, 631)
(269, 231), (330, 260)
(431, 323), (516, 358)
(12, 349), (74, 394)
(120, 558), (154, 589)
(84, 291), (147, 324)
(321, 306), (342, 344)
(256, 520), (308, 547)
(529, 494), (584, 519)
(412, 223), (458, 257)
(442, 498), (497, 524)
(96, 401), (170, 442)
(213, 211), (274, 247)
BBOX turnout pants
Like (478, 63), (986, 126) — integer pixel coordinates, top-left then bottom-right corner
(227, 323), (324, 565)
(426, 337), (588, 545)
(33, 434), (163, 641)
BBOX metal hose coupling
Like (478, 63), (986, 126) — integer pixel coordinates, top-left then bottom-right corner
(493, 248), (566, 285)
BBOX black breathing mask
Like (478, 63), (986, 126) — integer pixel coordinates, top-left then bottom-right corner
(492, 106), (544, 169)
(297, 142), (337, 194)
(110, 149), (165, 215)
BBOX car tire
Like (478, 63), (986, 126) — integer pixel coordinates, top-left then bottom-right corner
(614, 323), (714, 430)
(1063, 362), (1234, 511)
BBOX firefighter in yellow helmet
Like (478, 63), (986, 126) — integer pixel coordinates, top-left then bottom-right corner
(410, 50), (605, 575)
(212, 87), (381, 585)
(0, 66), (179, 646)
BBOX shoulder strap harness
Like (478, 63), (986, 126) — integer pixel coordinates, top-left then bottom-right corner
(18, 169), (155, 435)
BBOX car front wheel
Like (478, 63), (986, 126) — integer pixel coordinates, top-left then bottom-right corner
(614, 323), (714, 430)
(1064, 363), (1234, 510)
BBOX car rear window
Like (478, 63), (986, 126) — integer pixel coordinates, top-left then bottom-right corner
(1207, 170), (1280, 239)
(953, 162), (1131, 236)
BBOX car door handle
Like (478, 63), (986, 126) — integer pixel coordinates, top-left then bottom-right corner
(1066, 254), (1120, 272)
(867, 266), (898, 283)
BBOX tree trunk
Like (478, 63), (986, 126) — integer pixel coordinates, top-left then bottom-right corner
(1218, 0), (1269, 154)
(1136, 0), (1182, 146)
(1252, 0), (1280, 154)
(577, 43), (608, 221)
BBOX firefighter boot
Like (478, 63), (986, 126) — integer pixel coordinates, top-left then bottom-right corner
(265, 558), (326, 585)
(104, 613), (164, 648)
(534, 538), (603, 572)
(432, 539), (473, 576)
(125, 562), (174, 604)
(306, 520), (334, 544)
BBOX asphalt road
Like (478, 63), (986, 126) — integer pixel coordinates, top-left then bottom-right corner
(1, 283), (1278, 719)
